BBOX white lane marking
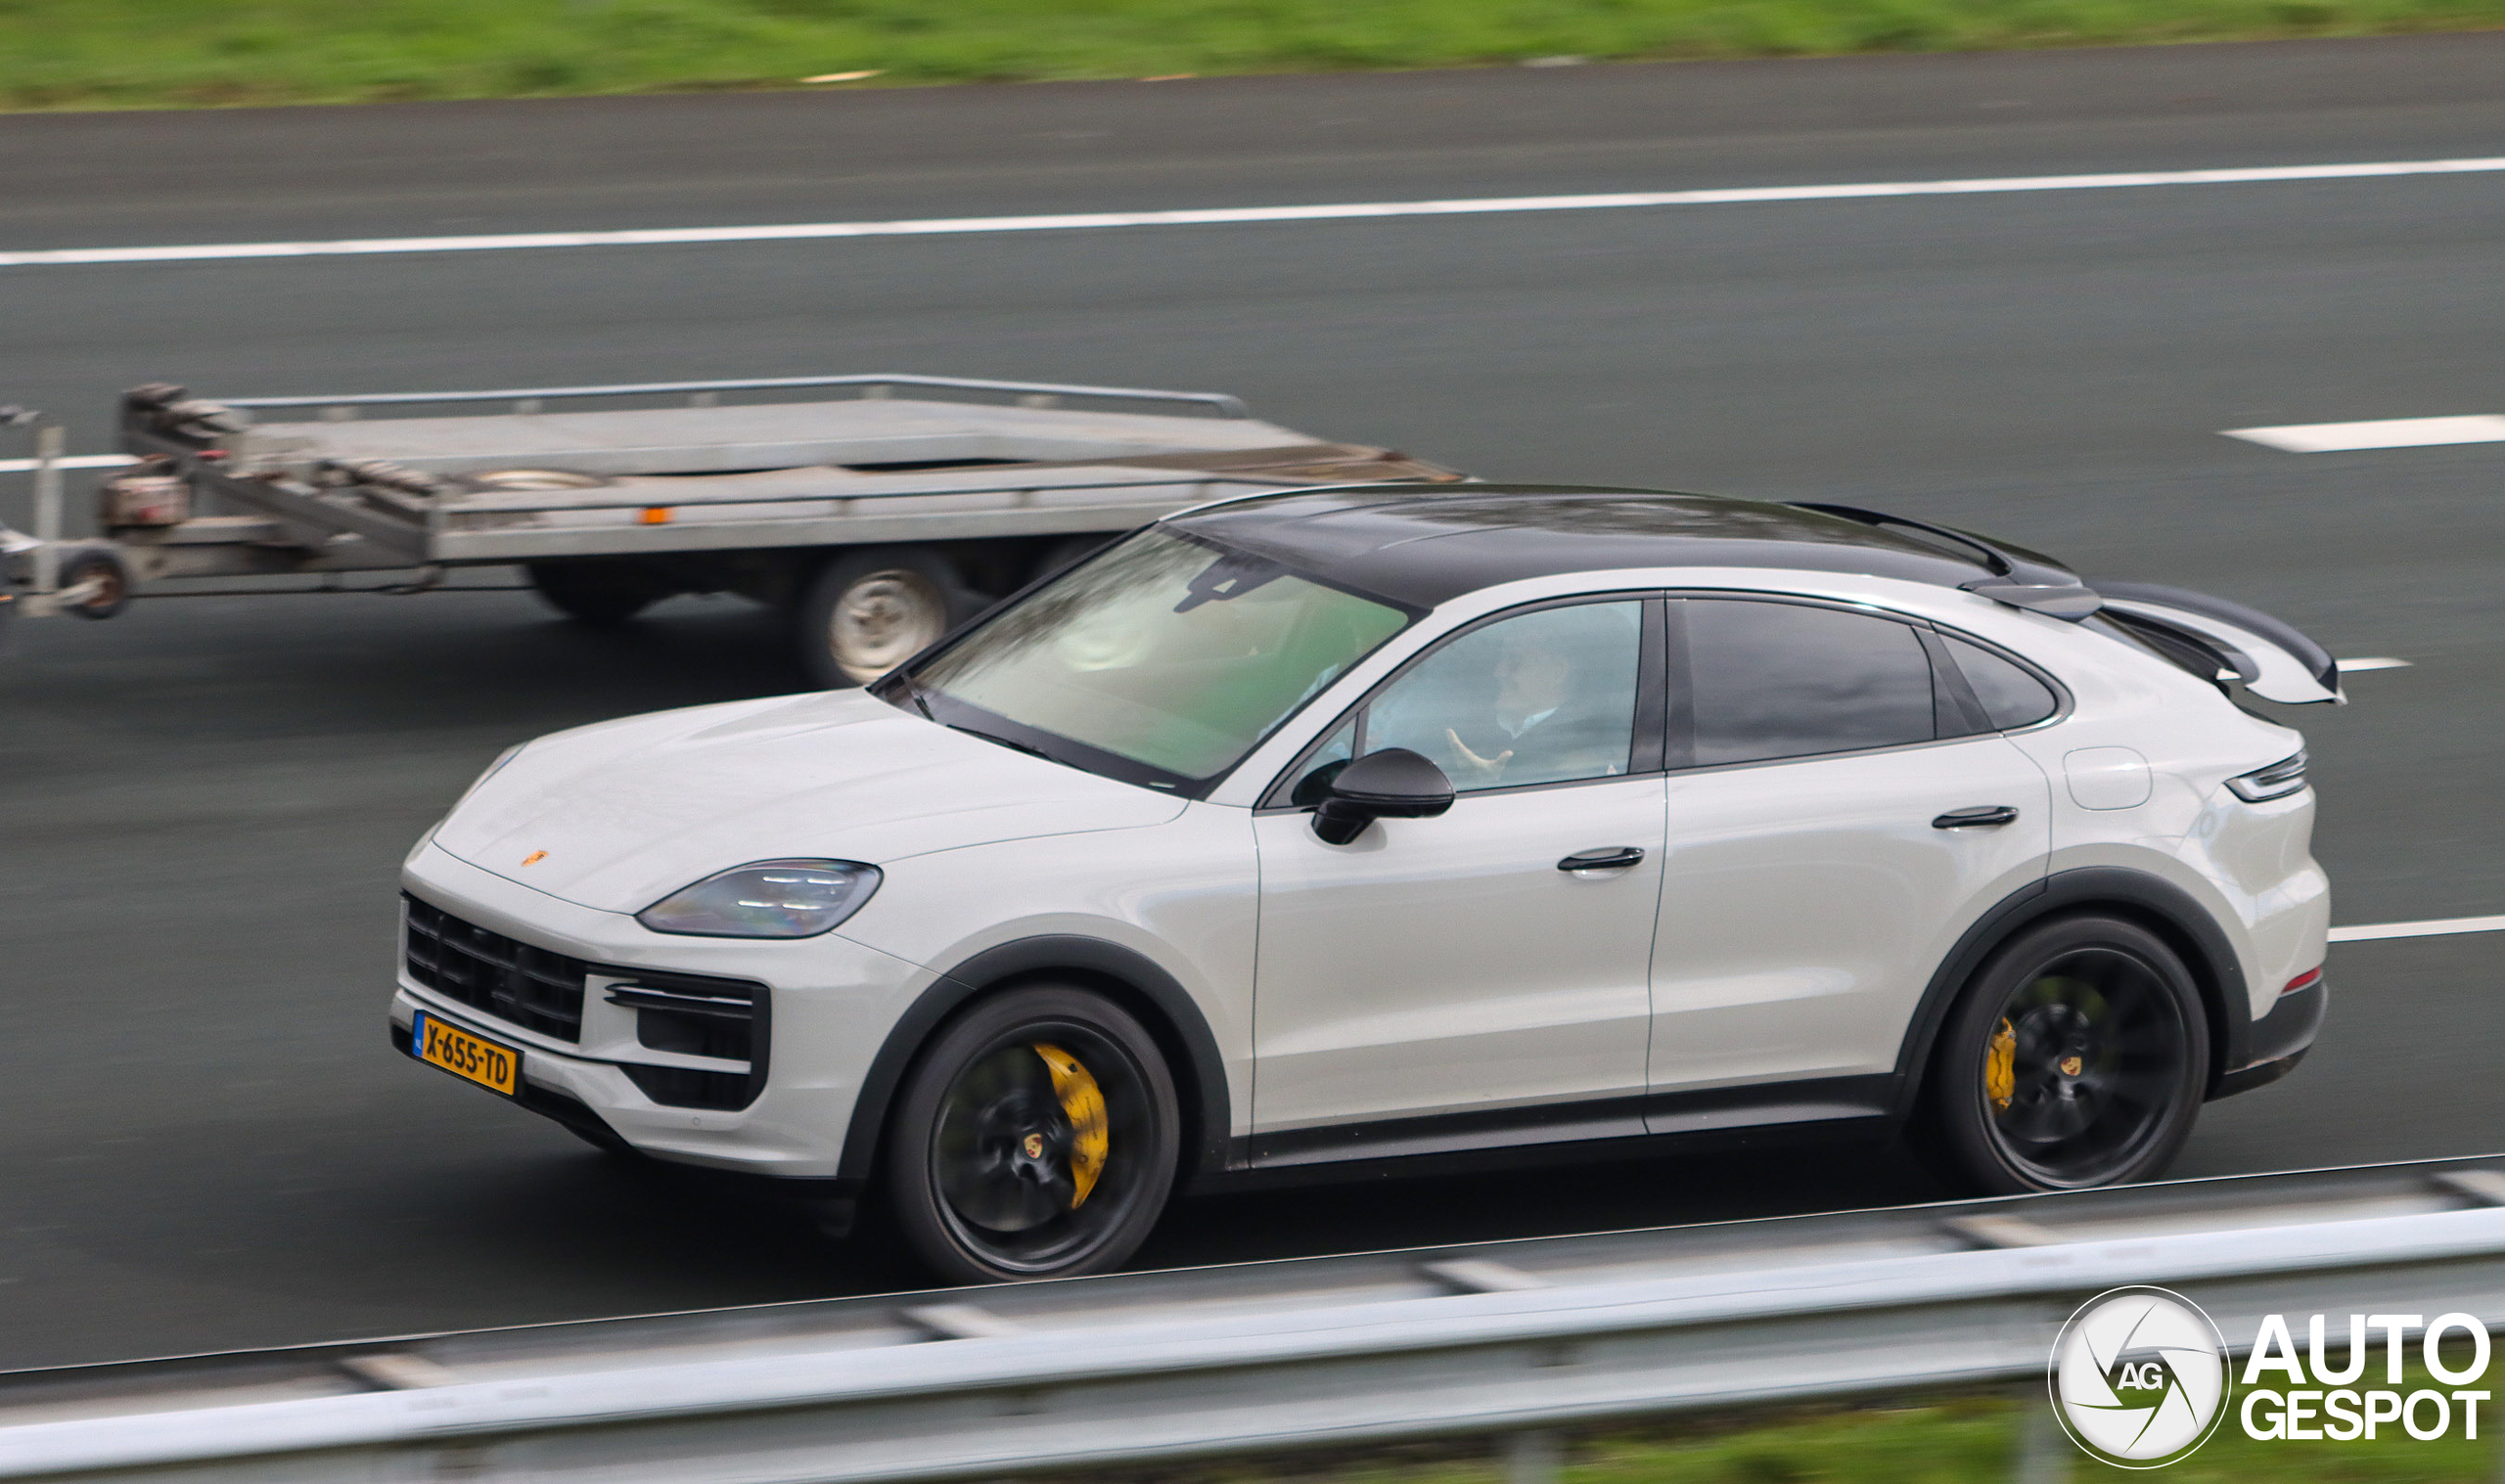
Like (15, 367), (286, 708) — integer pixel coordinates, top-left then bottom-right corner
(2332, 914), (2505, 944)
(2225, 415), (2505, 452)
(2336, 656), (2413, 673)
(3, 156), (2502, 269)
(0, 454), (135, 472)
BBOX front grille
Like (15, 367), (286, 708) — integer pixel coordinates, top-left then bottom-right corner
(403, 894), (587, 1041)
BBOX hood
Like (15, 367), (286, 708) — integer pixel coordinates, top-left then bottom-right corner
(433, 690), (1185, 913)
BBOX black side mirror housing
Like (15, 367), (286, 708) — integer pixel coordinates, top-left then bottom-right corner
(1312, 747), (1456, 845)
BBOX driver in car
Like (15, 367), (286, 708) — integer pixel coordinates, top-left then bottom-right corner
(1438, 615), (1630, 789)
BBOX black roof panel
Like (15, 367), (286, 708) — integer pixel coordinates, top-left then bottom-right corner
(1167, 485), (1999, 607)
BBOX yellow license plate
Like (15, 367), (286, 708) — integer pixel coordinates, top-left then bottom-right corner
(411, 1010), (519, 1096)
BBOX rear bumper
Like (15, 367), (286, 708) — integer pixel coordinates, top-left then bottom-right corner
(2211, 974), (2326, 1101)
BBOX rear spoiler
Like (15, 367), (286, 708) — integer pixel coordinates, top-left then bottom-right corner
(1788, 504), (2344, 706)
(2094, 582), (2344, 705)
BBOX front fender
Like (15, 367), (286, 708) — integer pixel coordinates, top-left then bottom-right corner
(834, 934), (1235, 1186)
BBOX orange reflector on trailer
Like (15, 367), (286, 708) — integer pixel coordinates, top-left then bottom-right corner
(640, 507), (672, 524)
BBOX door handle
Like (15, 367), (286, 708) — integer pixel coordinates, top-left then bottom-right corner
(1933, 805), (2020, 830)
(1558, 846), (1646, 872)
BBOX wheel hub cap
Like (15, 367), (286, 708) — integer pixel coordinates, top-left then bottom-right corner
(830, 570), (945, 679)
(934, 1042), (1116, 1236)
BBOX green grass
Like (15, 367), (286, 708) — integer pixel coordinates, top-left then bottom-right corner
(1113, 1381), (2502, 1484)
(1, 0), (2502, 112)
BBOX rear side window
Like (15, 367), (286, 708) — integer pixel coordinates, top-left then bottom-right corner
(1683, 600), (1936, 766)
(1940, 634), (2058, 731)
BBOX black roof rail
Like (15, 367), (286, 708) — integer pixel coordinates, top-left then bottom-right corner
(1788, 502), (2104, 621)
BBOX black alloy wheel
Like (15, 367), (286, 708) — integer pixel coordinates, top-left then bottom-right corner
(1924, 916), (2209, 1193)
(884, 985), (1180, 1282)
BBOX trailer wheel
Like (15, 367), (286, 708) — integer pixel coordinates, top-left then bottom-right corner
(797, 548), (967, 687)
(525, 562), (675, 625)
(58, 547), (132, 620)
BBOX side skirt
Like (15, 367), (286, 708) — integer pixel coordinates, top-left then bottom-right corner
(1201, 1076), (1897, 1192)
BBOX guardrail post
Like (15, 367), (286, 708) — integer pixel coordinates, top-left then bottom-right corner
(30, 421), (63, 596)
(1504, 1428), (1562, 1484)
(2012, 1393), (2070, 1484)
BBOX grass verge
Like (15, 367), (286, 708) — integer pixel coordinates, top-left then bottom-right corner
(1108, 1379), (2500, 1484)
(2, 0), (2502, 112)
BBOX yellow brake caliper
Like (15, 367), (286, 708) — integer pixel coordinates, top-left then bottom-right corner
(1031, 1044), (1109, 1208)
(1985, 1018), (2018, 1112)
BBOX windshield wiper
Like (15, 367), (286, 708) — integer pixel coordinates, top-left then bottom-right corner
(948, 724), (1055, 762)
(889, 670), (935, 721)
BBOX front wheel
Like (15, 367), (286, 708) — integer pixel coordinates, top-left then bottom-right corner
(884, 986), (1179, 1283)
(1921, 915), (2209, 1193)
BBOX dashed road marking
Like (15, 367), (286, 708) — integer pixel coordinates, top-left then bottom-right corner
(1, 156), (2501, 269)
(0, 454), (135, 473)
(2336, 657), (2413, 673)
(2332, 914), (2505, 944)
(2225, 415), (2505, 453)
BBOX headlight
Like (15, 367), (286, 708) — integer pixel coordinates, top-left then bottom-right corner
(636, 860), (882, 938)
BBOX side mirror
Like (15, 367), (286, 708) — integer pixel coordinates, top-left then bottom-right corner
(1312, 747), (1455, 845)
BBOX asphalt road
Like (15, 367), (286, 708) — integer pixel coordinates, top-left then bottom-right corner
(4, 35), (2504, 1370)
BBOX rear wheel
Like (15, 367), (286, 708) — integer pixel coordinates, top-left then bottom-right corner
(884, 986), (1179, 1282)
(1921, 915), (2208, 1193)
(796, 547), (967, 687)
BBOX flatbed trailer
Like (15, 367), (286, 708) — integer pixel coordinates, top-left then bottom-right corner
(0, 375), (1459, 683)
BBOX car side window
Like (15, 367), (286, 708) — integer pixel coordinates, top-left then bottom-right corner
(1940, 634), (2059, 731)
(1360, 601), (1644, 793)
(1683, 599), (1936, 766)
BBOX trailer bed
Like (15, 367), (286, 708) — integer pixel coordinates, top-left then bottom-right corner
(8, 373), (1462, 683)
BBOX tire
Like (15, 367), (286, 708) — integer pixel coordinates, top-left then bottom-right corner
(1919, 915), (2209, 1194)
(884, 985), (1180, 1283)
(58, 547), (132, 619)
(526, 561), (675, 624)
(795, 547), (967, 687)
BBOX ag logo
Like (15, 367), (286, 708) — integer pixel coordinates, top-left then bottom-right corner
(2050, 1286), (2231, 1466)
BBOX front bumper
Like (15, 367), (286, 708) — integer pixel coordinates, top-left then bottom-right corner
(392, 840), (935, 1181)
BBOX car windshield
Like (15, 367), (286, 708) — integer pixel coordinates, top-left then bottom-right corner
(902, 528), (1412, 787)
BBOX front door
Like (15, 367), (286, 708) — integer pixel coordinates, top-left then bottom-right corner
(1253, 598), (1665, 1137)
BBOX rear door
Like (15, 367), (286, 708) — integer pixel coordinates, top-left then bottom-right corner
(1645, 598), (2053, 1111)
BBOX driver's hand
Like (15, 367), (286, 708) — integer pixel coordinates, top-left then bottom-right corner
(1445, 728), (1512, 786)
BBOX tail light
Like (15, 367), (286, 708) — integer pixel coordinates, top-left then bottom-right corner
(2227, 749), (2308, 802)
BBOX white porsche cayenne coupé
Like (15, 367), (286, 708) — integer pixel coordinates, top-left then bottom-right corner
(394, 486), (2334, 1282)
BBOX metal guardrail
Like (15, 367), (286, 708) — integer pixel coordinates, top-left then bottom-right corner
(11, 1154), (2505, 1482)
